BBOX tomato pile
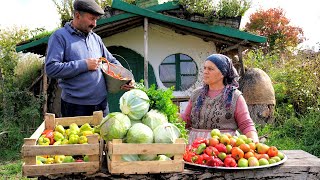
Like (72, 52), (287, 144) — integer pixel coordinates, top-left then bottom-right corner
(183, 129), (285, 168)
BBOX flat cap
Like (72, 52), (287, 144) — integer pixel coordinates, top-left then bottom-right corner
(73, 0), (104, 15)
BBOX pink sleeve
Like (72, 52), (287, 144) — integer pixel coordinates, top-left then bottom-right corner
(180, 100), (192, 128)
(235, 95), (257, 134)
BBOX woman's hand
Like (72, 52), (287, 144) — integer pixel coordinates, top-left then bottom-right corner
(245, 131), (259, 143)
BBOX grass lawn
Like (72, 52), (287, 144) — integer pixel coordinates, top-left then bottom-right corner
(0, 160), (36, 180)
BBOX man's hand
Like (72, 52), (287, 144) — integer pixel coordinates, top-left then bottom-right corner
(86, 58), (101, 71)
(120, 79), (135, 91)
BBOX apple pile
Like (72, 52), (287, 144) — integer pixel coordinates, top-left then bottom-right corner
(183, 129), (285, 168)
(37, 123), (100, 146)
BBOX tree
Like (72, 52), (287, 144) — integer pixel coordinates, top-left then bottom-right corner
(245, 8), (304, 53)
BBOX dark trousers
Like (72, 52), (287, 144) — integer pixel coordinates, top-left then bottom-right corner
(61, 98), (109, 117)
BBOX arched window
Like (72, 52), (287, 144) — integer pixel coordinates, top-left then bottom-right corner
(159, 53), (198, 90)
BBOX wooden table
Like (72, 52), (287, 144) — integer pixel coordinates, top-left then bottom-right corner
(38, 150), (320, 180)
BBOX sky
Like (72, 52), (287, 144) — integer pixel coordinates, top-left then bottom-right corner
(0, 0), (319, 51)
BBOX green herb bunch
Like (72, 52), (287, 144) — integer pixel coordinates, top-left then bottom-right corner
(135, 82), (188, 142)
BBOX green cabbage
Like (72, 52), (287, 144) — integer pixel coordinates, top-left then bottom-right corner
(138, 154), (157, 161)
(120, 89), (150, 120)
(121, 154), (140, 162)
(142, 109), (168, 130)
(99, 112), (131, 141)
(156, 155), (171, 161)
(126, 123), (154, 143)
(153, 123), (180, 143)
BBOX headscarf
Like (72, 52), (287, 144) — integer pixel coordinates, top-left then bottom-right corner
(195, 54), (239, 113)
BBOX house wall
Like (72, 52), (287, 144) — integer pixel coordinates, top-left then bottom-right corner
(102, 24), (217, 97)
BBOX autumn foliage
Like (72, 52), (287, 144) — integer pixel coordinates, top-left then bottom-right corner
(245, 8), (304, 53)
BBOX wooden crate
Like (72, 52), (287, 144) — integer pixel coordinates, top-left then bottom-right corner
(106, 138), (186, 174)
(22, 111), (104, 177)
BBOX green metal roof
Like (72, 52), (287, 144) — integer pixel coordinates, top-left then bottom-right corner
(111, 0), (266, 43)
(16, 0), (266, 53)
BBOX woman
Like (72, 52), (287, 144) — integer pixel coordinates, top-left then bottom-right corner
(181, 54), (259, 144)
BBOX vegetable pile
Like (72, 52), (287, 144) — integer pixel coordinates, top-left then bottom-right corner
(36, 123), (99, 164)
(99, 86), (187, 161)
(184, 129), (285, 168)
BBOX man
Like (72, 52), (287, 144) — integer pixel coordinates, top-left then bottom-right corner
(45, 0), (131, 117)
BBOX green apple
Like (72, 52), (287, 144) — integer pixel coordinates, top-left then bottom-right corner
(271, 156), (281, 162)
(210, 129), (221, 138)
(235, 138), (245, 146)
(268, 158), (277, 164)
(218, 152), (227, 161)
(226, 145), (232, 154)
(248, 157), (259, 167)
(258, 158), (269, 166)
(256, 143), (270, 154)
(238, 158), (249, 167)
(277, 151), (285, 160)
(238, 135), (248, 141)
(245, 138), (253, 144)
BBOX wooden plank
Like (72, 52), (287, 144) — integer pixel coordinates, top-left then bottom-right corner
(45, 113), (55, 130)
(109, 160), (184, 174)
(22, 162), (99, 177)
(144, 17), (149, 88)
(23, 144), (99, 156)
(29, 121), (45, 139)
(111, 143), (185, 154)
(107, 138), (186, 174)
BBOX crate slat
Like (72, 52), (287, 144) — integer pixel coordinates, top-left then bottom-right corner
(22, 162), (99, 177)
(107, 138), (186, 174)
(23, 143), (99, 156)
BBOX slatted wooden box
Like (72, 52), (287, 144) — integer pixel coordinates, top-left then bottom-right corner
(106, 138), (186, 174)
(22, 111), (104, 177)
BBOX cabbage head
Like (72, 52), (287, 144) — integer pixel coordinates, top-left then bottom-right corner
(153, 123), (180, 143)
(120, 89), (150, 120)
(138, 154), (157, 161)
(126, 123), (154, 143)
(142, 109), (168, 130)
(99, 112), (131, 141)
(121, 154), (140, 162)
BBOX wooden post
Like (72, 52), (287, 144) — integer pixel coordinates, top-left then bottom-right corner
(42, 65), (48, 115)
(144, 17), (149, 88)
(238, 46), (245, 77)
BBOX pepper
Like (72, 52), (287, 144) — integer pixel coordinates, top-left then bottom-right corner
(224, 156), (237, 167)
(201, 153), (211, 164)
(191, 154), (204, 164)
(195, 143), (207, 155)
(183, 151), (195, 162)
(192, 137), (208, 148)
(41, 129), (55, 145)
(38, 136), (50, 145)
(206, 156), (224, 167)
(204, 146), (219, 157)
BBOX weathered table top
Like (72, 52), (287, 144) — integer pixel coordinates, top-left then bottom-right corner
(38, 150), (320, 180)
